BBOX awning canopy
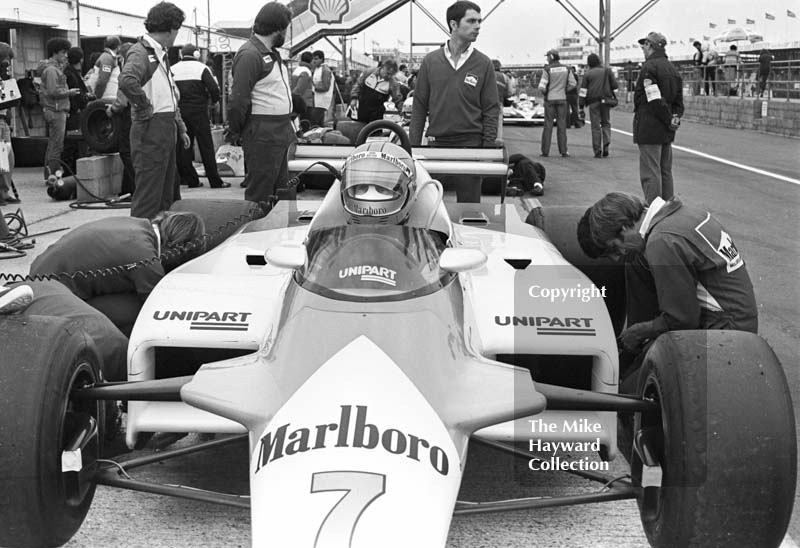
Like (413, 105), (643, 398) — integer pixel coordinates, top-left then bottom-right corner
(287, 0), (411, 56)
(0, 18), (58, 30)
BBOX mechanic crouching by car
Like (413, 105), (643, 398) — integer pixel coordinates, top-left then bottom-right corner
(577, 192), (757, 372)
(28, 211), (205, 336)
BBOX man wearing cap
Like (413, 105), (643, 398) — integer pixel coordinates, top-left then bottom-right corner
(173, 44), (228, 189)
(227, 2), (294, 202)
(634, 31), (683, 204)
(538, 49), (577, 157)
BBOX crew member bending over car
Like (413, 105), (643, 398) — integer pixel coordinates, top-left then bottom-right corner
(29, 212), (205, 336)
(577, 192), (757, 355)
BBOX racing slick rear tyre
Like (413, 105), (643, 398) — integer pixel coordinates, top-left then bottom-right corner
(0, 315), (105, 548)
(631, 330), (796, 548)
(531, 205), (626, 335)
(169, 198), (267, 252)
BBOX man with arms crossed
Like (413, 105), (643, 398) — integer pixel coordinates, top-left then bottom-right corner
(409, 1), (499, 203)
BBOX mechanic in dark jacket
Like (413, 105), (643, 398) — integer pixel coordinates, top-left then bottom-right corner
(226, 2), (295, 202)
(579, 192), (757, 354)
(29, 212), (205, 336)
(118, 2), (190, 220)
(173, 44), (228, 189)
(62, 47), (91, 175)
(579, 53), (618, 158)
(633, 32), (684, 204)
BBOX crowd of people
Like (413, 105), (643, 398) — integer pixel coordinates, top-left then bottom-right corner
(0, 3), (230, 219)
(692, 40), (774, 98)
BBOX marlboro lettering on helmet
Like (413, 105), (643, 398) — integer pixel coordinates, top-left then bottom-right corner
(255, 405), (450, 476)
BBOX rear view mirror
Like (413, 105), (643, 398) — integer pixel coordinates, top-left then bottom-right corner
(439, 248), (487, 273)
(265, 244), (307, 269)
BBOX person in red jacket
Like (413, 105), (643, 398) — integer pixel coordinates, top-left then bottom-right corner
(578, 192), (757, 355)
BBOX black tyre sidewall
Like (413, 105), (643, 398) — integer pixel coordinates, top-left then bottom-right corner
(632, 330), (796, 548)
(168, 198), (266, 252)
(80, 99), (119, 153)
(0, 316), (103, 547)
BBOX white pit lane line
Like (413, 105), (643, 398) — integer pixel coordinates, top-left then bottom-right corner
(611, 128), (800, 186)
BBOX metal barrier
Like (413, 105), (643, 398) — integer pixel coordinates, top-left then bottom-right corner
(616, 59), (799, 102)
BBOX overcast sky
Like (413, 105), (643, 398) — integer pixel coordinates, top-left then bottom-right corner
(89, 0), (800, 61)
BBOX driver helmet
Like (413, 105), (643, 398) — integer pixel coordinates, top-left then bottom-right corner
(341, 141), (416, 225)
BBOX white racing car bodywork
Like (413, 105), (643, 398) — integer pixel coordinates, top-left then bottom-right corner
(124, 152), (618, 545)
(503, 95), (545, 125)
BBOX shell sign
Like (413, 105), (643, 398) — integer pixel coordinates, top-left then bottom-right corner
(310, 0), (351, 24)
(287, 0), (409, 56)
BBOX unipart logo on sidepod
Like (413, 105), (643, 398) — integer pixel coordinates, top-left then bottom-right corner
(255, 404), (450, 476)
(153, 310), (252, 331)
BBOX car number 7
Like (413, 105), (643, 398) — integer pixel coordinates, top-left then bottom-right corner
(311, 471), (386, 548)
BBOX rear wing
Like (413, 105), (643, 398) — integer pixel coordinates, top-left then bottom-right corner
(288, 145), (510, 178)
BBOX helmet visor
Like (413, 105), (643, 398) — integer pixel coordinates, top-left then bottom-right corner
(342, 151), (414, 218)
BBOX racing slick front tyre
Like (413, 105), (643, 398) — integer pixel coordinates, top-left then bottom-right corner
(0, 315), (104, 548)
(631, 330), (796, 548)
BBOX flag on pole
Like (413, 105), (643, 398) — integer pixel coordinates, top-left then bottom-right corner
(788, 10), (797, 18)
(709, 22), (717, 28)
(727, 18), (736, 24)
(746, 18), (755, 24)
(765, 12), (775, 20)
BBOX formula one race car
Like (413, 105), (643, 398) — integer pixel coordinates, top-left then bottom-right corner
(503, 93), (545, 126)
(0, 121), (795, 548)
